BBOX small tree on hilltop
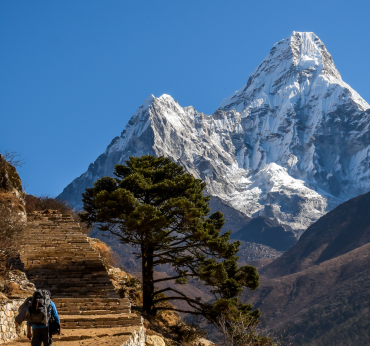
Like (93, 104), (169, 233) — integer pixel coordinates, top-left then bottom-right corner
(80, 155), (260, 325)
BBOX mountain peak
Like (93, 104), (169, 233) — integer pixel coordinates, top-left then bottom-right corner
(288, 31), (319, 41)
(218, 32), (357, 112)
(59, 33), (370, 233)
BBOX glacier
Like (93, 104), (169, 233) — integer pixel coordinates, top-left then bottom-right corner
(59, 31), (370, 234)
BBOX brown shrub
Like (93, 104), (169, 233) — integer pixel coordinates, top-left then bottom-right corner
(0, 204), (26, 273)
(25, 194), (78, 220)
(88, 238), (118, 267)
(214, 314), (291, 346)
(0, 192), (25, 213)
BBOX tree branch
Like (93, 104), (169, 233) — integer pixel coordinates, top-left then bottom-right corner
(153, 306), (203, 315)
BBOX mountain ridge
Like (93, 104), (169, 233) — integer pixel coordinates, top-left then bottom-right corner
(59, 31), (370, 233)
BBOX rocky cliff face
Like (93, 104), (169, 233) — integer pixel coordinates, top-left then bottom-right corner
(0, 154), (25, 213)
(59, 32), (370, 233)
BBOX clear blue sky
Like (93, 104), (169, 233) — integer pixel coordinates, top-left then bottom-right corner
(1, 0), (369, 196)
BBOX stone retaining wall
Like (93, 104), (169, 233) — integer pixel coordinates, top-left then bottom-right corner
(123, 327), (146, 346)
(0, 299), (25, 344)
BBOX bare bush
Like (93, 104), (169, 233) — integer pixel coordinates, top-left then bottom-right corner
(0, 205), (26, 273)
(214, 314), (291, 346)
(4, 151), (25, 168)
(25, 194), (78, 220)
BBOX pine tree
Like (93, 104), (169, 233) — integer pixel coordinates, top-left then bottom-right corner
(80, 155), (260, 324)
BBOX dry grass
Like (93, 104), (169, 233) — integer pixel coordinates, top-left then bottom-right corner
(88, 238), (118, 267)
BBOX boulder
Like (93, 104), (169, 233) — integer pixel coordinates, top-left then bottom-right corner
(146, 335), (165, 346)
(196, 338), (215, 346)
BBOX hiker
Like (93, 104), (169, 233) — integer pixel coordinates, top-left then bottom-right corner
(26, 290), (61, 346)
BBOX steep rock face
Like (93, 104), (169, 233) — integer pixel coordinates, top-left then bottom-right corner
(0, 154), (25, 214)
(219, 31), (370, 200)
(231, 216), (297, 251)
(59, 32), (370, 233)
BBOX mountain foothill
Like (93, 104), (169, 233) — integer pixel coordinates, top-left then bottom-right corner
(54, 31), (370, 344)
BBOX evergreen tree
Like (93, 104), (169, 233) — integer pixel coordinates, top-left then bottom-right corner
(80, 155), (260, 324)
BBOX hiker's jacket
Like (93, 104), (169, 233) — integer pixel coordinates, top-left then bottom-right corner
(27, 300), (60, 329)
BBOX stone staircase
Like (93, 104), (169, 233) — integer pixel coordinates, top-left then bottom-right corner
(19, 211), (144, 341)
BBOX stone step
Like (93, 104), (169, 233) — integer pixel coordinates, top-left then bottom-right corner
(23, 248), (95, 251)
(54, 293), (119, 299)
(25, 267), (107, 274)
(25, 237), (83, 239)
(57, 303), (130, 310)
(54, 293), (120, 299)
(23, 240), (91, 244)
(27, 265), (107, 278)
(26, 228), (82, 232)
(25, 230), (83, 234)
(53, 298), (129, 303)
(46, 286), (117, 292)
(23, 239), (87, 241)
(30, 284), (115, 291)
(28, 278), (113, 284)
(22, 252), (96, 257)
(28, 276), (111, 282)
(28, 220), (79, 224)
(24, 251), (99, 256)
(57, 306), (131, 313)
(60, 314), (142, 329)
(24, 262), (105, 269)
(54, 299), (130, 310)
(22, 247), (93, 252)
(26, 273), (108, 279)
(58, 309), (131, 315)
(25, 268), (108, 275)
(22, 215), (125, 310)
(22, 253), (95, 257)
(23, 239), (88, 243)
(27, 227), (77, 229)
(6, 326), (142, 344)
(25, 259), (105, 265)
(26, 273), (110, 280)
(23, 255), (101, 261)
(25, 232), (83, 235)
(25, 228), (82, 231)
(25, 269), (108, 275)
(26, 239), (88, 244)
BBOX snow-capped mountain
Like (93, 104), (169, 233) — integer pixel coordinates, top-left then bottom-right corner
(59, 32), (370, 233)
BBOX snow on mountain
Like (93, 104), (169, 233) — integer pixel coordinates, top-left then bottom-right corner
(58, 31), (370, 234)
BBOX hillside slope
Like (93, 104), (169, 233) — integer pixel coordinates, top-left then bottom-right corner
(261, 190), (370, 278)
(243, 191), (370, 345)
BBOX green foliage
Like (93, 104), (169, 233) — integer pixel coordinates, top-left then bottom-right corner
(80, 155), (260, 325)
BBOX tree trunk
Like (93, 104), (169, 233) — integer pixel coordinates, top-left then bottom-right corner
(142, 242), (155, 315)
